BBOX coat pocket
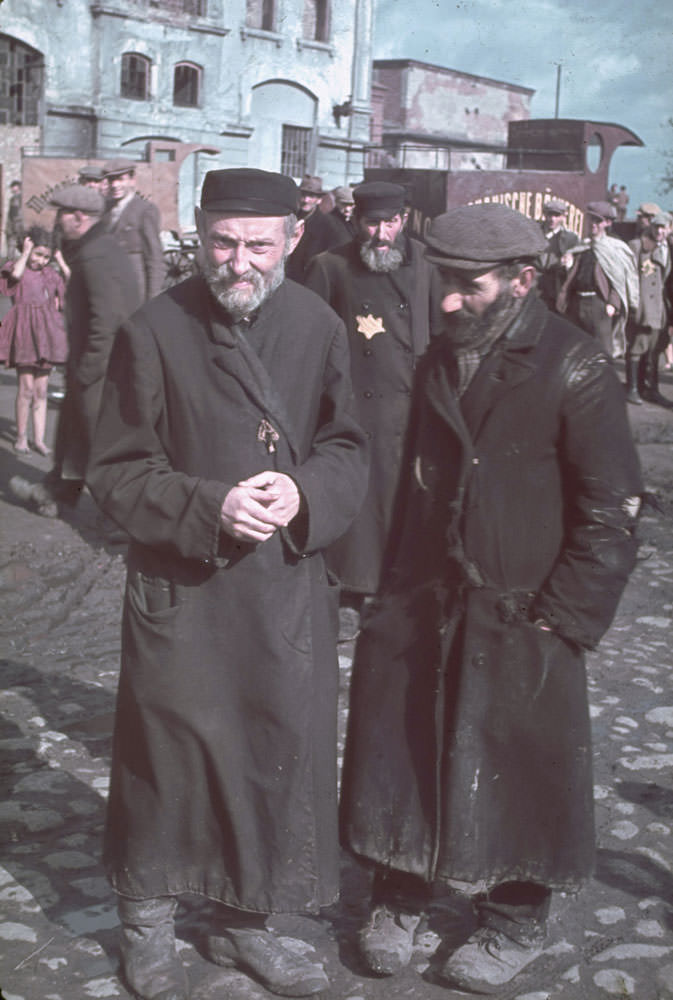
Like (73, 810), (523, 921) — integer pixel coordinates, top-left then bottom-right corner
(127, 569), (179, 621)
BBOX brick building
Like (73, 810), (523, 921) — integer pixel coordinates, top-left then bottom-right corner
(0, 0), (374, 245)
(370, 58), (534, 171)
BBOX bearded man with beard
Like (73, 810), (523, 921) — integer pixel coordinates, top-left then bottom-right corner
(87, 169), (368, 1000)
(305, 181), (441, 618)
(340, 204), (643, 995)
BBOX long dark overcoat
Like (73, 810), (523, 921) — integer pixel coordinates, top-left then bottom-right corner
(107, 193), (166, 301)
(55, 221), (141, 480)
(87, 276), (368, 913)
(341, 295), (642, 892)
(305, 236), (440, 593)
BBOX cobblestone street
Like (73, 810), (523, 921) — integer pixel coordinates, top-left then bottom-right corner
(1, 367), (673, 1000)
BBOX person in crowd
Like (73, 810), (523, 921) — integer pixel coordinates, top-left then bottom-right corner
(340, 203), (642, 996)
(635, 202), (662, 236)
(86, 168), (368, 1000)
(78, 165), (108, 196)
(14, 184), (141, 517)
(5, 180), (24, 258)
(616, 185), (629, 222)
(0, 227), (69, 455)
(537, 198), (578, 312)
(324, 185), (356, 244)
(626, 211), (672, 406)
(305, 180), (440, 625)
(285, 174), (330, 282)
(557, 200), (639, 358)
(103, 158), (165, 301)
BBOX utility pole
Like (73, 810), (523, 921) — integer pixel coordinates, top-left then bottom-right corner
(555, 64), (562, 119)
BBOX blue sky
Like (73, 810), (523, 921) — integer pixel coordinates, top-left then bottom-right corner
(373, 0), (673, 213)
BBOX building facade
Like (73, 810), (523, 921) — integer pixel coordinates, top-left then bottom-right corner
(0, 0), (373, 242)
(370, 58), (534, 171)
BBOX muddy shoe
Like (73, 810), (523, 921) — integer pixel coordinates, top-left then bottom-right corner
(358, 904), (421, 976)
(206, 927), (329, 997)
(118, 896), (189, 1000)
(437, 927), (543, 994)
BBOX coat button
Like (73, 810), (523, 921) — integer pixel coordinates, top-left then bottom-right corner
(363, 347), (373, 356)
(364, 390), (373, 398)
(472, 652), (486, 667)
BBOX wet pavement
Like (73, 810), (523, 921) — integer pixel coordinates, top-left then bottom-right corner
(1, 365), (673, 1000)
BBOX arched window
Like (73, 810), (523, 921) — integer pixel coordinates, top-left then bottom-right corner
(246, 0), (275, 31)
(173, 62), (201, 107)
(121, 53), (151, 101)
(302, 0), (329, 41)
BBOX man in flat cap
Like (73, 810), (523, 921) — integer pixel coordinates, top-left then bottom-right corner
(87, 167), (368, 1000)
(558, 200), (638, 358)
(626, 211), (672, 405)
(341, 202), (642, 994)
(284, 174), (332, 282)
(305, 180), (440, 626)
(14, 184), (141, 516)
(78, 164), (108, 194)
(103, 158), (165, 301)
(537, 197), (578, 312)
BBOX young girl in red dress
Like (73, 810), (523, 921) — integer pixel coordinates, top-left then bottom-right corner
(0, 226), (70, 455)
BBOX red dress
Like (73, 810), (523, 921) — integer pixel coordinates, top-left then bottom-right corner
(0, 262), (68, 369)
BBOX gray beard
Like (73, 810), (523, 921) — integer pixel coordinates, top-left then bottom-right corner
(359, 242), (404, 273)
(443, 287), (524, 350)
(199, 251), (287, 321)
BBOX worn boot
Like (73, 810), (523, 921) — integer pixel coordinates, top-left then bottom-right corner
(118, 896), (189, 1000)
(206, 924), (329, 997)
(642, 357), (673, 407)
(624, 356), (643, 405)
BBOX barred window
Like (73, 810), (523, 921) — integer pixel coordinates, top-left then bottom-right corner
(281, 125), (312, 178)
(121, 53), (151, 101)
(173, 62), (201, 107)
(0, 34), (43, 126)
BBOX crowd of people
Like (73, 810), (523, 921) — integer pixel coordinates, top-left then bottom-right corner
(0, 166), (658, 998)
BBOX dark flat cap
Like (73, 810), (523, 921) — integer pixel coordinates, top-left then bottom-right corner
(543, 197), (567, 214)
(78, 165), (105, 182)
(200, 168), (299, 216)
(102, 158), (138, 178)
(425, 203), (547, 269)
(586, 200), (615, 221)
(49, 184), (105, 215)
(299, 174), (324, 195)
(354, 181), (406, 220)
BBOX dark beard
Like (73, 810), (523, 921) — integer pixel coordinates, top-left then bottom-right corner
(359, 240), (404, 273)
(443, 286), (524, 350)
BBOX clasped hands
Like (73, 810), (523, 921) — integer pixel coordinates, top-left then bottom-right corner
(220, 471), (301, 543)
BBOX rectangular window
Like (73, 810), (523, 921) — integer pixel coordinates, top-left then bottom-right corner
(0, 35), (42, 126)
(281, 125), (312, 178)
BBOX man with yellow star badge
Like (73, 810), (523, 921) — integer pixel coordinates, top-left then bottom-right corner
(305, 181), (441, 617)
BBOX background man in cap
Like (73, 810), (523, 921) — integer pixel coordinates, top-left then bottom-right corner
(103, 158), (165, 301)
(5, 180), (24, 258)
(537, 197), (578, 312)
(78, 164), (108, 196)
(340, 202), (642, 994)
(558, 200), (638, 358)
(14, 184), (140, 516)
(305, 180), (440, 622)
(626, 211), (672, 405)
(635, 201), (662, 236)
(87, 167), (368, 1000)
(284, 173), (330, 282)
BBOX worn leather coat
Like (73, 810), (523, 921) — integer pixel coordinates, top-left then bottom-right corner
(88, 276), (368, 912)
(341, 294), (642, 892)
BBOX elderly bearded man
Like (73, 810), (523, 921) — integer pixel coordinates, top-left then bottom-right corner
(87, 169), (369, 1000)
(340, 204), (642, 995)
(305, 181), (440, 614)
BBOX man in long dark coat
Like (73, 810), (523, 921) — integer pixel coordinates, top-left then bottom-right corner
(16, 184), (141, 517)
(305, 181), (440, 610)
(340, 204), (642, 995)
(87, 169), (368, 1000)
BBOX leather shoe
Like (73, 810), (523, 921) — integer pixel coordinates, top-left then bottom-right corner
(358, 904), (421, 975)
(118, 896), (189, 1000)
(438, 926), (543, 993)
(206, 926), (329, 996)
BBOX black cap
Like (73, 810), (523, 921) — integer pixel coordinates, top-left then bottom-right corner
(78, 165), (105, 182)
(200, 168), (299, 216)
(353, 181), (406, 220)
(425, 203), (547, 270)
(102, 158), (138, 178)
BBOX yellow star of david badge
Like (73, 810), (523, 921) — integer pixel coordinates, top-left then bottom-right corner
(356, 313), (386, 339)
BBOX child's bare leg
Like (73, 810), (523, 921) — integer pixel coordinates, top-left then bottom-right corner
(15, 370), (33, 451)
(32, 372), (51, 454)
